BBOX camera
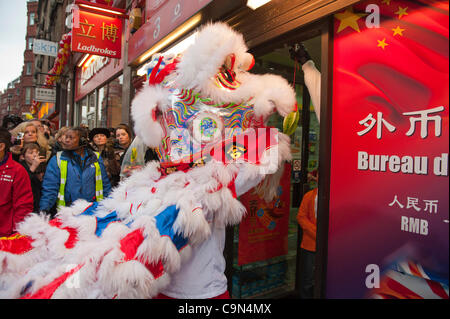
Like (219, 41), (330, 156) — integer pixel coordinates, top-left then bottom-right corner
(13, 132), (24, 145)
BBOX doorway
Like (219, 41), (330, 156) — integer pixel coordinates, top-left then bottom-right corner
(228, 29), (323, 299)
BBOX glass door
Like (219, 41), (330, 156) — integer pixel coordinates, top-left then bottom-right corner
(229, 33), (322, 299)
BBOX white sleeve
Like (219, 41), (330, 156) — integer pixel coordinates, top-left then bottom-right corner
(302, 60), (321, 123)
(234, 170), (264, 197)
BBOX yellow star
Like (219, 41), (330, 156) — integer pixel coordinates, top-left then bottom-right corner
(395, 6), (409, 19)
(381, 0), (391, 5)
(377, 38), (389, 49)
(334, 7), (367, 33)
(392, 26), (405, 36)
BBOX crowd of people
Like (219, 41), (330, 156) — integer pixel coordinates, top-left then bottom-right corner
(0, 115), (157, 237)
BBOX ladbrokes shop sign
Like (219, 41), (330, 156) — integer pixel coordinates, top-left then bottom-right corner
(71, 0), (125, 59)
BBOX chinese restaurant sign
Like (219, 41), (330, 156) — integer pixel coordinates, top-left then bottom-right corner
(238, 163), (291, 265)
(327, 0), (449, 298)
(72, 9), (123, 58)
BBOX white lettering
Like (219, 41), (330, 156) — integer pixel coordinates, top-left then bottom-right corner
(401, 216), (428, 235)
(433, 153), (448, 176)
(81, 56), (110, 85)
(365, 4), (380, 28)
(358, 151), (428, 175)
(388, 155), (400, 172)
(365, 264), (380, 288)
(358, 151), (369, 170)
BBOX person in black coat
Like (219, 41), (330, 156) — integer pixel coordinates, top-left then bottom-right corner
(19, 143), (47, 213)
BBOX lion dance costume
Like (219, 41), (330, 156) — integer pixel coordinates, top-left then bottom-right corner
(0, 23), (296, 298)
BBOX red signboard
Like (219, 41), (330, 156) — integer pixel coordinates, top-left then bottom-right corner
(238, 163), (291, 265)
(72, 9), (123, 59)
(326, 0), (449, 298)
(128, 0), (212, 64)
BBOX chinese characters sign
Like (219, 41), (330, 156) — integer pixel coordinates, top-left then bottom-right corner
(327, 0), (449, 298)
(72, 9), (123, 58)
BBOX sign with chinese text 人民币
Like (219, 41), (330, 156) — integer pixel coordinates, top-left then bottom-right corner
(238, 163), (291, 265)
(71, 9), (123, 59)
(326, 0), (449, 299)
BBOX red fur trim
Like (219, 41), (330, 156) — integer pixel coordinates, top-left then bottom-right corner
(49, 219), (79, 249)
(21, 263), (84, 299)
(0, 233), (34, 255)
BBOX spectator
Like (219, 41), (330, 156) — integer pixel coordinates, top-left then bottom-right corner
(120, 135), (160, 179)
(89, 127), (121, 188)
(29, 119), (45, 135)
(39, 127), (112, 215)
(9, 122), (51, 161)
(2, 114), (23, 131)
(114, 123), (133, 166)
(19, 143), (46, 213)
(108, 127), (116, 139)
(296, 186), (318, 299)
(0, 127), (33, 237)
(50, 126), (70, 158)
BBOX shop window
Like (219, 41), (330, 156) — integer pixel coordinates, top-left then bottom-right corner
(87, 91), (97, 129)
(26, 62), (33, 75)
(76, 74), (124, 129)
(79, 96), (88, 126)
(29, 13), (35, 26)
(66, 80), (71, 126)
(97, 74), (124, 129)
(28, 38), (34, 50)
(230, 35), (321, 299)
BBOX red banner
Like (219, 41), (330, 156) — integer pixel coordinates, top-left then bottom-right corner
(72, 9), (123, 58)
(327, 0), (449, 298)
(238, 163), (291, 266)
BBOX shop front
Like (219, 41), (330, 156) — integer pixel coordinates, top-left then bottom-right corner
(71, 0), (127, 129)
(74, 53), (124, 129)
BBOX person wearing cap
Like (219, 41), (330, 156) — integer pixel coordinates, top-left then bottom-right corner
(90, 127), (121, 188)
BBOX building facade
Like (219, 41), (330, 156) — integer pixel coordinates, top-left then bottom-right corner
(0, 0), (39, 120)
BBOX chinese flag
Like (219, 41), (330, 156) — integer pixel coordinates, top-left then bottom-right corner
(327, 0), (449, 298)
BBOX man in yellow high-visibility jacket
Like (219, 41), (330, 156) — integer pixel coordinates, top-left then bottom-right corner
(40, 127), (112, 216)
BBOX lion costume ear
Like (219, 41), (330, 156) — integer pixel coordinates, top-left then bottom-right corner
(131, 85), (167, 148)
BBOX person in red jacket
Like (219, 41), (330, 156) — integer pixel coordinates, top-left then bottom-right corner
(297, 186), (318, 299)
(0, 127), (33, 237)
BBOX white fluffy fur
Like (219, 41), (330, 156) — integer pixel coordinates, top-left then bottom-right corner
(130, 85), (168, 147)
